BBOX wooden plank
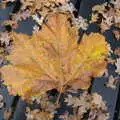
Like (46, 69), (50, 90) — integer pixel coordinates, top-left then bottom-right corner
(113, 86), (120, 120)
(12, 99), (26, 120)
(0, 0), (120, 120)
(92, 77), (119, 120)
(0, 2), (14, 31)
(0, 2), (16, 120)
(0, 85), (15, 120)
(78, 0), (120, 120)
(15, 17), (35, 35)
(79, 0), (110, 18)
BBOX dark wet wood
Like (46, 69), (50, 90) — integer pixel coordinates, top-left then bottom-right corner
(0, 0), (120, 120)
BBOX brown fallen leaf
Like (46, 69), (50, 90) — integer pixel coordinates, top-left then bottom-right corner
(59, 111), (82, 120)
(64, 92), (109, 120)
(1, 12), (109, 99)
(26, 107), (53, 120)
(106, 75), (118, 89)
(112, 30), (120, 41)
(20, 0), (67, 15)
(4, 108), (12, 120)
(114, 47), (120, 56)
(91, 2), (120, 32)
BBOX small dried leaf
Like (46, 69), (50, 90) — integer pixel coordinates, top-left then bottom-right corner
(91, 2), (120, 32)
(4, 108), (12, 120)
(106, 75), (118, 89)
(115, 58), (120, 74)
(114, 47), (120, 56)
(64, 92), (109, 119)
(26, 108), (53, 120)
(112, 30), (120, 41)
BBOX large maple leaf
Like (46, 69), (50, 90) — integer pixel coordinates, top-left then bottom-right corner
(0, 13), (108, 98)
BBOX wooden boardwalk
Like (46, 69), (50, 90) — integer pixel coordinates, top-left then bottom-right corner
(0, 0), (120, 120)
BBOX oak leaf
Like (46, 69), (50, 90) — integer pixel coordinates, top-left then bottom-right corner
(1, 13), (108, 98)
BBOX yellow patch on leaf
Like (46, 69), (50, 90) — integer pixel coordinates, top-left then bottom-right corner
(0, 13), (109, 98)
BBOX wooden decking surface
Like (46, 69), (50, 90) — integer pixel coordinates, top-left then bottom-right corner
(0, 0), (120, 120)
